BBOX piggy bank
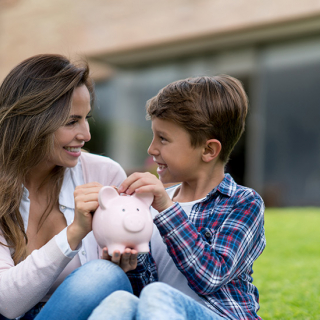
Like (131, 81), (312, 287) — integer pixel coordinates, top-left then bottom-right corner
(92, 186), (154, 255)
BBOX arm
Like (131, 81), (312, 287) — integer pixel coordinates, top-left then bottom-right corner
(0, 232), (74, 319)
(119, 172), (266, 295)
(154, 190), (265, 295)
(0, 182), (102, 318)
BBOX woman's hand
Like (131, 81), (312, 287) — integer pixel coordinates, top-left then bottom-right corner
(118, 172), (174, 213)
(101, 247), (138, 273)
(67, 182), (103, 250)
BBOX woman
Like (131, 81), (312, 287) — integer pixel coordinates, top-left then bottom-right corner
(0, 54), (137, 320)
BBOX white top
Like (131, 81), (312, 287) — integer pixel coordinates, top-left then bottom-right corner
(151, 185), (206, 306)
(0, 152), (126, 319)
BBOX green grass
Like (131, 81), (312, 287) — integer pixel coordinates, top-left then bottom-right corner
(253, 207), (320, 320)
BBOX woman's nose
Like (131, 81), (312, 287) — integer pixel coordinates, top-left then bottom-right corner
(77, 122), (91, 142)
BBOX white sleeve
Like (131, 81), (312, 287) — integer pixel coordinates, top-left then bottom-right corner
(0, 231), (74, 319)
(54, 227), (81, 258)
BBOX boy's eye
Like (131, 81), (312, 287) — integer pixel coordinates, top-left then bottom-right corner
(86, 114), (93, 120)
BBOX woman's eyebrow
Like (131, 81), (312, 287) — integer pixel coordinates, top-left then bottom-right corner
(68, 115), (82, 120)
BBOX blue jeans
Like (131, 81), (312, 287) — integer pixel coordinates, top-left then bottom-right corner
(88, 282), (225, 320)
(33, 259), (132, 320)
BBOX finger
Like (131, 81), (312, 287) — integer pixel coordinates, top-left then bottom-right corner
(111, 250), (121, 265)
(75, 192), (100, 203)
(101, 248), (111, 260)
(129, 250), (138, 268)
(123, 173), (158, 195)
(81, 182), (103, 188)
(120, 249), (131, 265)
(76, 201), (99, 215)
(110, 186), (120, 194)
(133, 185), (159, 195)
(74, 185), (103, 197)
(118, 172), (146, 193)
(74, 182), (103, 193)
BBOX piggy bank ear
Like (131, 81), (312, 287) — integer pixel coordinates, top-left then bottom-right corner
(133, 192), (154, 208)
(98, 186), (119, 210)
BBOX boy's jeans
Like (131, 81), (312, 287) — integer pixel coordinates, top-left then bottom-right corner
(34, 259), (132, 320)
(89, 282), (225, 320)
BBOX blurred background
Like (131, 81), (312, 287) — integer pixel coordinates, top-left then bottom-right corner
(1, 0), (320, 207)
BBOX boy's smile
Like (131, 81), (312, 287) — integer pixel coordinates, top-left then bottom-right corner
(148, 118), (204, 185)
(155, 163), (167, 175)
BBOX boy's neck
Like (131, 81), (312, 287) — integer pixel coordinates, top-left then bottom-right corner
(172, 162), (225, 203)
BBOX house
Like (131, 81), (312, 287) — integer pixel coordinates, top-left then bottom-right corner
(1, 0), (320, 206)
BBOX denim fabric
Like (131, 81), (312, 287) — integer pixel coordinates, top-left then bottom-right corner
(88, 291), (139, 320)
(1, 260), (131, 320)
(89, 282), (225, 320)
(4, 259), (131, 320)
(33, 259), (132, 320)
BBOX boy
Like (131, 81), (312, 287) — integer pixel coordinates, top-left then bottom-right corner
(109, 75), (266, 320)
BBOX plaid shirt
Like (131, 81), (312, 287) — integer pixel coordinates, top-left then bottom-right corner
(127, 174), (266, 320)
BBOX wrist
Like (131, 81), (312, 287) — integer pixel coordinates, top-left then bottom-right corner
(67, 224), (86, 250)
(157, 200), (174, 213)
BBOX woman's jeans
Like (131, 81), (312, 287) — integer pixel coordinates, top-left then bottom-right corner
(89, 282), (225, 320)
(32, 259), (132, 320)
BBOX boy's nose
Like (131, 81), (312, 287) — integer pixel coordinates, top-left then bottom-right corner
(147, 140), (158, 156)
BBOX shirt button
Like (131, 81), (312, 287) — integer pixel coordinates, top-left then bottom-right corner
(205, 231), (212, 238)
(60, 205), (66, 210)
(82, 251), (86, 256)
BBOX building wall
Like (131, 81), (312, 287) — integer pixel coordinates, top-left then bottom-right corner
(1, 0), (320, 80)
(1, 1), (320, 206)
(84, 35), (320, 207)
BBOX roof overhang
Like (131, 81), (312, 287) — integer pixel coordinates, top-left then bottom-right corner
(89, 14), (320, 67)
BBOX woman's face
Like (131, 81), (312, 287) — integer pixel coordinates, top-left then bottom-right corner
(48, 85), (92, 168)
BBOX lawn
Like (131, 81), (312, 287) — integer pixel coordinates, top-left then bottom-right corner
(253, 207), (320, 320)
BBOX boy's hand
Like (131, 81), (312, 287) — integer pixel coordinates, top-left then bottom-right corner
(101, 247), (138, 273)
(118, 172), (174, 213)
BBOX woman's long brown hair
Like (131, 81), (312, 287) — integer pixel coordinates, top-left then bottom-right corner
(0, 54), (94, 264)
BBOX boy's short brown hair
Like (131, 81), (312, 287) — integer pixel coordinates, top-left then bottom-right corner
(146, 75), (248, 163)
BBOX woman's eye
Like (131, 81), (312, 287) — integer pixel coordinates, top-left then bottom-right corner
(66, 120), (77, 126)
(86, 115), (93, 120)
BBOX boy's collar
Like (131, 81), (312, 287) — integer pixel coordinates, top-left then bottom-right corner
(207, 173), (236, 198)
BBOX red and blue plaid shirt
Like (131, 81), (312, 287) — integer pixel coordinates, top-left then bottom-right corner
(127, 174), (266, 320)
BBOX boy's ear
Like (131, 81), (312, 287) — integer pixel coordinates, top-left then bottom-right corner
(202, 139), (222, 163)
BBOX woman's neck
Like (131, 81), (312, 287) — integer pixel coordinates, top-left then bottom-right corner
(24, 162), (55, 192)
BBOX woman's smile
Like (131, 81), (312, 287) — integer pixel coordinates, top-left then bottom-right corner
(63, 146), (83, 157)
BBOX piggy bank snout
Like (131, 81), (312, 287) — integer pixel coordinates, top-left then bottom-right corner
(123, 214), (146, 232)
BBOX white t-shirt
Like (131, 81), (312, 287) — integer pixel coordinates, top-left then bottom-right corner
(151, 185), (206, 306)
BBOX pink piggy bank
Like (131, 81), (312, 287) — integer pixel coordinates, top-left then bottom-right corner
(92, 186), (154, 255)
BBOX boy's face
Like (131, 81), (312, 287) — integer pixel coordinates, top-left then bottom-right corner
(148, 118), (204, 185)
